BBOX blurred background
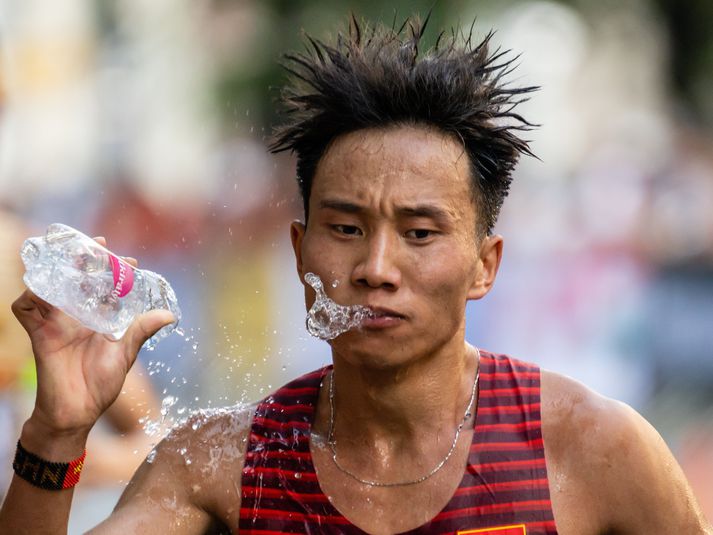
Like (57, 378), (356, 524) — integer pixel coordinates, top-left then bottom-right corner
(1, 0), (712, 531)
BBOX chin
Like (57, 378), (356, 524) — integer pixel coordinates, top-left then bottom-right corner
(330, 335), (426, 370)
(346, 353), (411, 371)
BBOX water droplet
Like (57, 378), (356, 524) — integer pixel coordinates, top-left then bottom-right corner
(161, 395), (178, 417)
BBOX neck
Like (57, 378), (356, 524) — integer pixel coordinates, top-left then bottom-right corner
(321, 339), (480, 450)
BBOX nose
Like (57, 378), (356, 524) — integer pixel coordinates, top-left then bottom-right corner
(351, 230), (402, 291)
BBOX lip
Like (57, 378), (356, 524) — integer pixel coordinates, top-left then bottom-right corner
(361, 306), (406, 329)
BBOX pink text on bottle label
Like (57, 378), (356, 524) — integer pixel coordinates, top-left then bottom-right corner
(109, 254), (135, 298)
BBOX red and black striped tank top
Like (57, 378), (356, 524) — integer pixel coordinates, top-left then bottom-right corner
(239, 351), (558, 534)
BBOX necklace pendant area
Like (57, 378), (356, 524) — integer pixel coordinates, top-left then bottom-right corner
(327, 348), (481, 487)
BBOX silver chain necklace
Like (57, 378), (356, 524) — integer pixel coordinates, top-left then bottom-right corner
(326, 349), (480, 487)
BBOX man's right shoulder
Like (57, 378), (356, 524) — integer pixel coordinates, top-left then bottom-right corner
(160, 402), (257, 492)
(169, 402), (257, 452)
(90, 404), (257, 534)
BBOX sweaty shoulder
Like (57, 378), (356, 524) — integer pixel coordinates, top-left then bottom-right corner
(91, 404), (256, 534)
(540, 370), (712, 535)
(173, 402), (256, 462)
(165, 404), (256, 529)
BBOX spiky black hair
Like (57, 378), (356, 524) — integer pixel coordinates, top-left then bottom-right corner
(270, 14), (537, 235)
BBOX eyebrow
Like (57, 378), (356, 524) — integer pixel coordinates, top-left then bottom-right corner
(319, 199), (364, 214)
(397, 204), (451, 222)
(319, 199), (452, 223)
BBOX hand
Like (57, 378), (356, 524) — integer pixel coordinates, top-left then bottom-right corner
(12, 237), (175, 440)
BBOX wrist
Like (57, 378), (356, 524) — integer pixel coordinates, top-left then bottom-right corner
(21, 418), (89, 461)
(13, 440), (87, 491)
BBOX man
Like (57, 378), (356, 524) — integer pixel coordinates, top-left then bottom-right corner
(1, 15), (711, 535)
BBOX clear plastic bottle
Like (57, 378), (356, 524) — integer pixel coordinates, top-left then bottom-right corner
(20, 223), (181, 348)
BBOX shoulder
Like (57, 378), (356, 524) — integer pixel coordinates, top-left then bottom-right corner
(116, 403), (256, 531)
(540, 369), (672, 473)
(158, 403), (257, 501)
(540, 370), (644, 492)
(540, 370), (625, 455)
(166, 402), (256, 452)
(540, 370), (711, 534)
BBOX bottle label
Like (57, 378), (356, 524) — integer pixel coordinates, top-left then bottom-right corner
(108, 254), (135, 298)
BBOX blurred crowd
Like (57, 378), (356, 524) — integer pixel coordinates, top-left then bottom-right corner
(1, 0), (712, 531)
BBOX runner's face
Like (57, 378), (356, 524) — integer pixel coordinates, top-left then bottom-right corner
(291, 125), (502, 368)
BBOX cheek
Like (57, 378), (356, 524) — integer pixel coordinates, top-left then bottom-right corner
(409, 252), (476, 305)
(300, 234), (350, 284)
(301, 232), (329, 268)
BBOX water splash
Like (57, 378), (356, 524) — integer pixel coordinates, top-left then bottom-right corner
(161, 395), (178, 418)
(143, 325), (184, 351)
(137, 322), (259, 471)
(141, 394), (178, 440)
(304, 272), (371, 340)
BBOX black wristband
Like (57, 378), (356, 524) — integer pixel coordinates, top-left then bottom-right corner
(12, 440), (86, 490)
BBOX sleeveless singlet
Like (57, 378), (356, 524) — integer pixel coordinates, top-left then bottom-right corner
(238, 351), (558, 534)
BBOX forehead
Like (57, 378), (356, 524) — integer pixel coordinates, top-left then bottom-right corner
(311, 125), (474, 213)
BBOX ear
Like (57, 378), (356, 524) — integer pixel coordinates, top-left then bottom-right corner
(290, 220), (306, 282)
(466, 234), (503, 301)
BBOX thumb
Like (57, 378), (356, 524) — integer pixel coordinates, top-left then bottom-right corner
(127, 309), (176, 355)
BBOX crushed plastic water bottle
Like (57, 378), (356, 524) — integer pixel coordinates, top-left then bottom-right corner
(20, 223), (181, 348)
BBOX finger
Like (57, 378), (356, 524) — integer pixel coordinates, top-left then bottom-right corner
(122, 256), (138, 268)
(14, 288), (52, 315)
(93, 236), (107, 247)
(126, 309), (176, 358)
(11, 289), (53, 333)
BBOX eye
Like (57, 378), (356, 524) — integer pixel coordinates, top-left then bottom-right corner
(405, 229), (435, 240)
(332, 224), (362, 236)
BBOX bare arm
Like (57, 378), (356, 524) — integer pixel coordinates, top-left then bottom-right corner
(1, 420), (89, 535)
(542, 371), (712, 535)
(604, 400), (712, 534)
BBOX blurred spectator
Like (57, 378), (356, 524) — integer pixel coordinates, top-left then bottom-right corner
(0, 209), (34, 495)
(0, 209), (32, 390)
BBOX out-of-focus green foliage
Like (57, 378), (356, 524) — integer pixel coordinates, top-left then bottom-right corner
(209, 0), (713, 132)
(211, 0), (488, 130)
(649, 0), (713, 127)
